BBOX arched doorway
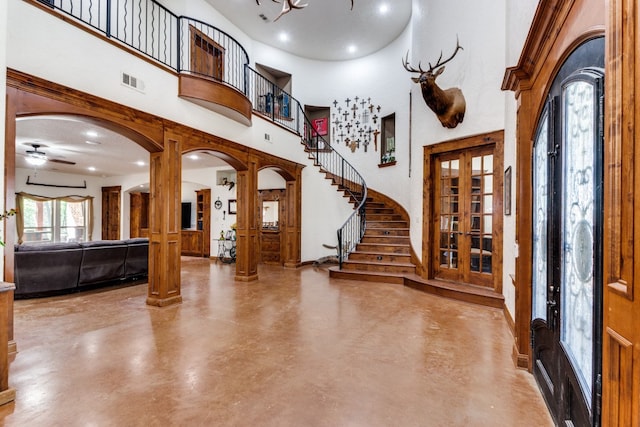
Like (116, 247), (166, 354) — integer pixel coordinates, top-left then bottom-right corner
(6, 70), (305, 303)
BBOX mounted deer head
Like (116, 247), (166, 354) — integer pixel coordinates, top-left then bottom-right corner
(403, 38), (466, 128)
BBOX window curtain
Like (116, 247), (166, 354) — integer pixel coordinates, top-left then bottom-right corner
(15, 192), (94, 244)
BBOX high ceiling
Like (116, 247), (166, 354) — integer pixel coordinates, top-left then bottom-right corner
(206, 0), (412, 61)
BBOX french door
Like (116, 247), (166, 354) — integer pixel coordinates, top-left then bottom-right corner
(531, 37), (604, 426)
(434, 146), (495, 287)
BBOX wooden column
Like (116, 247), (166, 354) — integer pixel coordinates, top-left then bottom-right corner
(147, 134), (182, 307)
(283, 167), (302, 268)
(513, 89), (534, 370)
(0, 283), (15, 406)
(234, 159), (258, 281)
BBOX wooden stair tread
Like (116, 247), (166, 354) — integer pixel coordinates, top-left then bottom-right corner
(365, 228), (409, 232)
(343, 259), (416, 268)
(357, 242), (410, 247)
(351, 250), (410, 256)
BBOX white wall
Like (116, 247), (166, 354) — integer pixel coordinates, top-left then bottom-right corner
(251, 26), (414, 210)
(502, 1), (539, 317)
(407, 0), (509, 261)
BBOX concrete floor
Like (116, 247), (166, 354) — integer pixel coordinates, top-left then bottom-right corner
(0, 257), (553, 426)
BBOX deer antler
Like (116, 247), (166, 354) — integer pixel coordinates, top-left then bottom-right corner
(257, 0), (355, 20)
(402, 51), (425, 74)
(271, 0), (309, 22)
(427, 35), (463, 72)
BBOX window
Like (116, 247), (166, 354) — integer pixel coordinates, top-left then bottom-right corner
(17, 193), (94, 244)
(380, 113), (395, 165)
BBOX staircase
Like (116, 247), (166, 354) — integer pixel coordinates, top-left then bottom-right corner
(328, 192), (417, 284)
(301, 125), (503, 308)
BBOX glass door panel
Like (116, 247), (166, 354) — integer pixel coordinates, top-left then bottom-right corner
(560, 79), (597, 397)
(532, 113), (549, 322)
(438, 159), (460, 271)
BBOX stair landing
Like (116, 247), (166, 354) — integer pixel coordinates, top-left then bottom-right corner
(328, 192), (503, 309)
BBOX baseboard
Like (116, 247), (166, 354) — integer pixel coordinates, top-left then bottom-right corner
(7, 341), (16, 356)
(512, 343), (530, 370)
(503, 305), (515, 337)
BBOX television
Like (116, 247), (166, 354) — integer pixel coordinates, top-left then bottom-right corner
(181, 202), (191, 229)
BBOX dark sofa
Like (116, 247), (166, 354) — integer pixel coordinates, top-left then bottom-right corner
(14, 238), (149, 298)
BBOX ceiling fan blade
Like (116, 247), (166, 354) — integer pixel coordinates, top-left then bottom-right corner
(48, 158), (76, 165)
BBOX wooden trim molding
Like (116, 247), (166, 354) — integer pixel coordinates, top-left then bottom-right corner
(178, 74), (252, 126)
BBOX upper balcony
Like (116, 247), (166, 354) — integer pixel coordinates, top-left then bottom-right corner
(34, 0), (304, 129)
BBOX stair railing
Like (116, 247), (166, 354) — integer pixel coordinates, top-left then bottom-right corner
(296, 105), (367, 268)
(245, 67), (367, 267)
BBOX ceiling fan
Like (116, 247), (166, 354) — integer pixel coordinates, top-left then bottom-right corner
(23, 143), (76, 166)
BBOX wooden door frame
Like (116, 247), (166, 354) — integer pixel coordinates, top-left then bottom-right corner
(502, 0), (604, 371)
(101, 186), (121, 240)
(423, 130), (504, 294)
(258, 188), (286, 265)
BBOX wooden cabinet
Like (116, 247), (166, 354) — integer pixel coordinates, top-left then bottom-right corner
(196, 189), (211, 256)
(181, 230), (204, 256)
(179, 189), (211, 257)
(260, 231), (281, 264)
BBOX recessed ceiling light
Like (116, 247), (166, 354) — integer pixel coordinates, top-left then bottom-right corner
(279, 32), (289, 42)
(136, 160), (145, 166)
(347, 45), (357, 54)
(379, 4), (389, 14)
(86, 131), (98, 138)
(88, 166), (96, 171)
(189, 154), (199, 160)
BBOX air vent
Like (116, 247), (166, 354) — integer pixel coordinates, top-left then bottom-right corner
(264, 133), (271, 143)
(121, 72), (145, 93)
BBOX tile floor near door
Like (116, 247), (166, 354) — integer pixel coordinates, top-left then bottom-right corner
(0, 258), (553, 426)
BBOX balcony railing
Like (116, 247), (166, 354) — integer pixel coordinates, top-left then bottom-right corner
(246, 67), (301, 134)
(37, 0), (249, 93)
(35, 0), (367, 267)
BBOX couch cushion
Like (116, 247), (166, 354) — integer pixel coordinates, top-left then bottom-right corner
(14, 246), (83, 296)
(15, 242), (82, 252)
(81, 240), (127, 248)
(125, 238), (149, 245)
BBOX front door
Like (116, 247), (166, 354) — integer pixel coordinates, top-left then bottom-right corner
(531, 37), (604, 426)
(434, 145), (495, 287)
